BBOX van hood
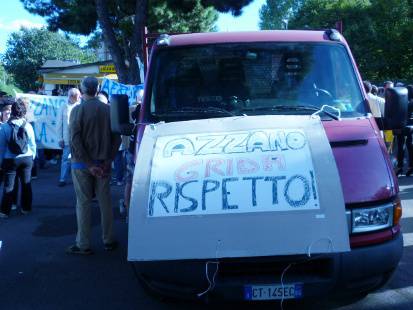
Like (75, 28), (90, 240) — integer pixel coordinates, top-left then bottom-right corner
(323, 118), (397, 204)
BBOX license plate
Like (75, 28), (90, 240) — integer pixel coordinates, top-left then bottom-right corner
(244, 283), (303, 300)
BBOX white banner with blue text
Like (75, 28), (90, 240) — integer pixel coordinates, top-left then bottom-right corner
(100, 79), (144, 105)
(16, 93), (66, 149)
(128, 115), (350, 261)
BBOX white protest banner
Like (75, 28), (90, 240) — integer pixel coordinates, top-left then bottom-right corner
(149, 129), (319, 217)
(128, 115), (350, 261)
(100, 78), (144, 105)
(16, 93), (66, 149)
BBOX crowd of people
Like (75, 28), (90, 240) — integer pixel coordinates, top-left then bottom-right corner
(364, 80), (413, 176)
(1, 75), (412, 255)
(0, 98), (36, 218)
(0, 76), (142, 255)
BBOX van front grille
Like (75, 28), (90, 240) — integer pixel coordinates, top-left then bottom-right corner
(218, 257), (332, 279)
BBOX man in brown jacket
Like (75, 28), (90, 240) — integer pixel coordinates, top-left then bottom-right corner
(66, 77), (121, 255)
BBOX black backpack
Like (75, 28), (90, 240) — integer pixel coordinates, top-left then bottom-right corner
(8, 120), (29, 155)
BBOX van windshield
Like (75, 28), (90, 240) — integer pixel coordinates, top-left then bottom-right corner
(149, 42), (365, 121)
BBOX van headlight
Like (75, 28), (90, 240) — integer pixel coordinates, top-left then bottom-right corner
(352, 204), (393, 233)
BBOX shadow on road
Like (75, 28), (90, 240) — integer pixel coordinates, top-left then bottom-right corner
(32, 207), (123, 237)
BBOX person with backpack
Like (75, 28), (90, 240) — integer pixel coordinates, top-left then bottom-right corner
(0, 99), (19, 211)
(0, 98), (36, 218)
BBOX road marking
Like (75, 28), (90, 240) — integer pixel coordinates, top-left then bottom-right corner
(402, 205), (413, 219)
(403, 232), (413, 247)
(365, 285), (413, 304)
(401, 200), (413, 247)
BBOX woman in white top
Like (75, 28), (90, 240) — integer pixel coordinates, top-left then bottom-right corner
(0, 98), (36, 218)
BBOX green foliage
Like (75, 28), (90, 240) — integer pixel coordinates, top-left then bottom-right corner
(165, 0), (254, 16)
(21, 0), (99, 35)
(259, 0), (302, 30)
(288, 0), (413, 82)
(21, 0), (253, 83)
(2, 28), (96, 91)
(0, 64), (21, 95)
(149, 0), (218, 33)
(22, 0), (220, 35)
(86, 1), (218, 48)
(0, 64), (16, 86)
(0, 83), (23, 96)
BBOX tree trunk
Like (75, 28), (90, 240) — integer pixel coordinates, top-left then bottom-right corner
(128, 0), (148, 85)
(95, 0), (129, 84)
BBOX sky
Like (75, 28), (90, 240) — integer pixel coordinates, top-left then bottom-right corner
(0, 0), (266, 53)
(0, 0), (46, 53)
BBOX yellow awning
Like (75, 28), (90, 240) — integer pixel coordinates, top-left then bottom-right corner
(43, 79), (82, 85)
(43, 75), (118, 85)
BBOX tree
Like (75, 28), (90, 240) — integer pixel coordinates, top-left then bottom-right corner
(21, 0), (254, 84)
(259, 0), (302, 30)
(0, 64), (22, 96)
(0, 64), (16, 86)
(2, 27), (96, 91)
(148, 1), (218, 33)
(288, 0), (413, 82)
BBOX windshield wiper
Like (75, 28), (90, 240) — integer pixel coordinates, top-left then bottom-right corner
(158, 106), (236, 117)
(241, 105), (340, 120)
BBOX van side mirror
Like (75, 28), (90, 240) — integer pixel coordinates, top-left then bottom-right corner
(376, 87), (408, 130)
(110, 94), (134, 135)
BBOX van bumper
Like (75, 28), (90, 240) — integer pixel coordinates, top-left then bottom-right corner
(134, 232), (403, 301)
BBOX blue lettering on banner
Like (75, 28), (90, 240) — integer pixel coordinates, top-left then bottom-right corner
(222, 177), (239, 210)
(264, 176), (286, 205)
(38, 122), (48, 143)
(148, 181), (172, 216)
(202, 180), (220, 210)
(47, 97), (61, 117)
(310, 171), (317, 200)
(148, 173), (317, 216)
(38, 100), (49, 116)
(243, 176), (264, 206)
(101, 78), (110, 92)
(18, 94), (66, 149)
(32, 100), (43, 116)
(100, 78), (143, 105)
(162, 131), (307, 157)
(284, 175), (310, 207)
(148, 130), (318, 216)
(176, 181), (199, 213)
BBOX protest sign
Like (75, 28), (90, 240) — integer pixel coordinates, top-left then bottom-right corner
(16, 93), (66, 149)
(100, 78), (143, 105)
(149, 129), (319, 217)
(128, 115), (350, 261)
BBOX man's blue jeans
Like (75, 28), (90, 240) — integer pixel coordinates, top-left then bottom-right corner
(60, 146), (71, 182)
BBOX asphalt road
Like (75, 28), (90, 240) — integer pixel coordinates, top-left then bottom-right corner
(1, 165), (413, 310)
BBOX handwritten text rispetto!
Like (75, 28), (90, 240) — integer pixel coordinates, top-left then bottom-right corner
(148, 129), (320, 217)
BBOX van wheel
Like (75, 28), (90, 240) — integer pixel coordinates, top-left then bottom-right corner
(137, 275), (173, 302)
(371, 268), (397, 291)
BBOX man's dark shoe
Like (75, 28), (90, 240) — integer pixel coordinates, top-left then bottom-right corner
(58, 181), (66, 187)
(395, 168), (403, 176)
(66, 245), (93, 255)
(104, 241), (118, 251)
